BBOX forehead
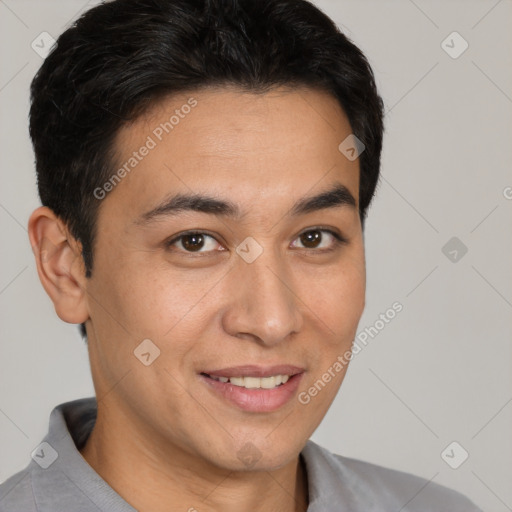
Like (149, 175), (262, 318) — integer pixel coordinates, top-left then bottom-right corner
(105, 85), (360, 220)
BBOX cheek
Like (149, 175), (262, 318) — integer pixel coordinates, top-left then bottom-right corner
(332, 266), (365, 328)
(92, 267), (226, 381)
(106, 275), (193, 342)
(304, 254), (366, 342)
(84, 264), (155, 358)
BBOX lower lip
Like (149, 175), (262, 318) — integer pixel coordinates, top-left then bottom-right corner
(199, 373), (304, 413)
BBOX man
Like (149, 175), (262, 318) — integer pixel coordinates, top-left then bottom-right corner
(0, 0), (482, 510)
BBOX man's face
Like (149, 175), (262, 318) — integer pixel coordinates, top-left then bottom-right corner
(84, 86), (365, 471)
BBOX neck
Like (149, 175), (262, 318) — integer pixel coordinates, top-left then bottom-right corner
(79, 404), (309, 512)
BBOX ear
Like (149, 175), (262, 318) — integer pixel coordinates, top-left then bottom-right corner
(28, 206), (90, 325)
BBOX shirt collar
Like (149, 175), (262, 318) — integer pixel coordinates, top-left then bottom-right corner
(31, 397), (136, 512)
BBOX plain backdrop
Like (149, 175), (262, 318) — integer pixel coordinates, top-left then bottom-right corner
(1, 1), (511, 510)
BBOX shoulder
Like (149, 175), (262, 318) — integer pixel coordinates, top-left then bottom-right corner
(0, 467), (37, 512)
(302, 441), (483, 511)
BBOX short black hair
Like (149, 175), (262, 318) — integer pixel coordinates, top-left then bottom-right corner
(29, 0), (384, 339)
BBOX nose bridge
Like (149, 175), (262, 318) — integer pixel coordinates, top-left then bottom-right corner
(224, 246), (303, 345)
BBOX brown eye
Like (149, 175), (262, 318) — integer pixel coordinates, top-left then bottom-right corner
(291, 228), (346, 251)
(300, 230), (322, 248)
(166, 232), (222, 253)
(181, 233), (205, 252)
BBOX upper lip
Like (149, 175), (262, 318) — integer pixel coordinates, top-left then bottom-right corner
(201, 365), (305, 378)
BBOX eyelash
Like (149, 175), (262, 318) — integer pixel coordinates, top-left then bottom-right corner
(165, 227), (348, 255)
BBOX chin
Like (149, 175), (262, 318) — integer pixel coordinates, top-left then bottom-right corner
(206, 436), (306, 473)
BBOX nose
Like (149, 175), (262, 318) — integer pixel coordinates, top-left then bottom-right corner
(221, 250), (304, 347)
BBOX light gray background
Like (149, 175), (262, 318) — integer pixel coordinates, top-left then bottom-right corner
(1, 1), (511, 510)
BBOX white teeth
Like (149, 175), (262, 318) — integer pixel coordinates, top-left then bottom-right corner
(244, 377), (261, 389)
(209, 374), (292, 389)
(261, 376), (276, 389)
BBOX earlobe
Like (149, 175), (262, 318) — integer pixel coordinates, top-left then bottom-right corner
(28, 206), (90, 325)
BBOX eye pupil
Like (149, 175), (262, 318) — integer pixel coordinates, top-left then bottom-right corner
(182, 234), (204, 251)
(301, 230), (321, 248)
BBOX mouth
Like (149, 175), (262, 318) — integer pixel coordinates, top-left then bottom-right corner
(199, 365), (305, 412)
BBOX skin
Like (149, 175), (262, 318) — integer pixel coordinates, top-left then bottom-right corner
(29, 85), (366, 512)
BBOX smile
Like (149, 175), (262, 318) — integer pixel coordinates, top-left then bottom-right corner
(199, 365), (305, 413)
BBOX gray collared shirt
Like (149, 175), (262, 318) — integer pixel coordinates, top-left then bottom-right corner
(0, 397), (482, 511)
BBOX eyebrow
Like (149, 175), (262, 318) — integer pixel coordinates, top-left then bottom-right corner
(136, 182), (357, 225)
